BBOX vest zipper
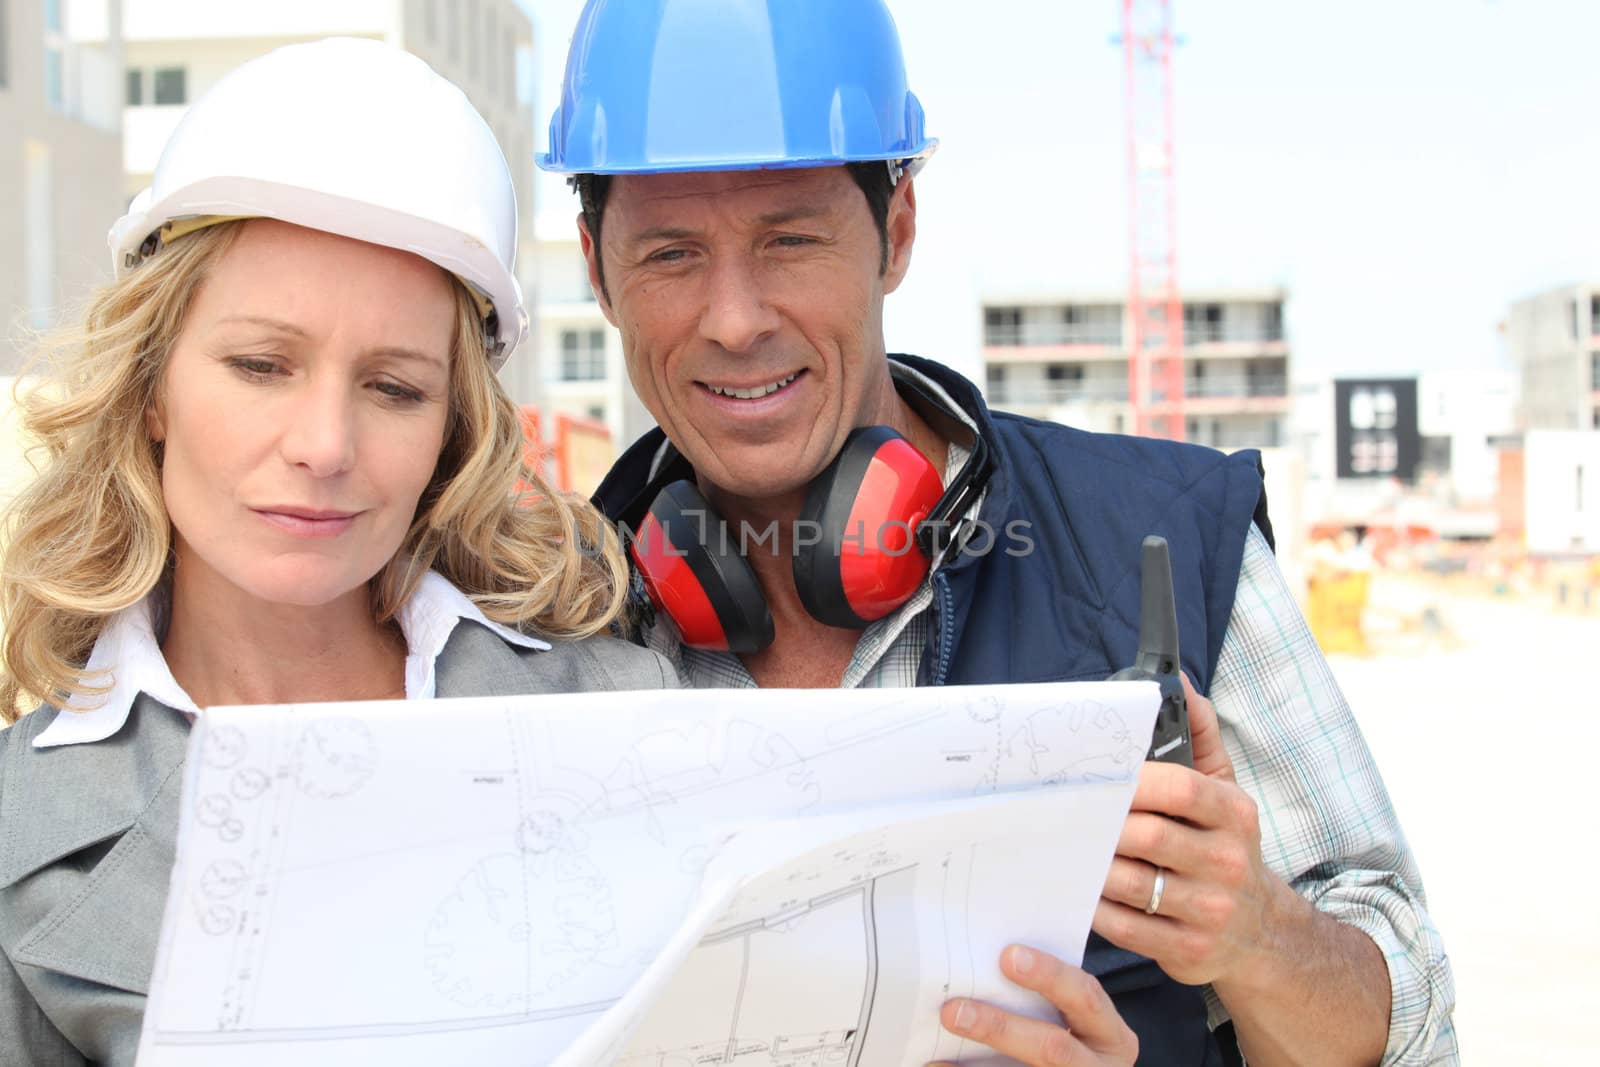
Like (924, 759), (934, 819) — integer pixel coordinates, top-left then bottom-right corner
(930, 571), (956, 686)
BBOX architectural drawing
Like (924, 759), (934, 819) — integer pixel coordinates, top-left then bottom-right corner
(620, 868), (914, 1067)
(137, 682), (1157, 1067)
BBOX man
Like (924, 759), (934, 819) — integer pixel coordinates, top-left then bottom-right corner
(541, 2), (1455, 1064)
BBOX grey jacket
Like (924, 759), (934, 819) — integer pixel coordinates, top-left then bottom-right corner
(0, 622), (677, 1065)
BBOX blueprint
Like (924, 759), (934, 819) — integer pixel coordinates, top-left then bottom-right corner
(135, 681), (1158, 1067)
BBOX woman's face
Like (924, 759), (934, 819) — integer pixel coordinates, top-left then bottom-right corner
(152, 220), (455, 610)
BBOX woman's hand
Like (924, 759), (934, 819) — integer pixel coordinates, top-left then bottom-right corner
(931, 944), (1138, 1066)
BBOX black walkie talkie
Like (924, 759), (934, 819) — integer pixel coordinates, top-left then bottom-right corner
(1109, 536), (1193, 767)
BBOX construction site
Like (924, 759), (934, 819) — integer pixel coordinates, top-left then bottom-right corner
(2, 0), (1597, 1063)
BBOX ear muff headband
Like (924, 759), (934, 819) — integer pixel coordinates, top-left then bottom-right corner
(630, 481), (774, 654)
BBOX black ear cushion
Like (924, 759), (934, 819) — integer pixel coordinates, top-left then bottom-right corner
(647, 481), (774, 653)
(793, 427), (902, 629)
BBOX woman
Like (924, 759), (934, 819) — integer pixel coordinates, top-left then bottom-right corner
(0, 39), (674, 1065)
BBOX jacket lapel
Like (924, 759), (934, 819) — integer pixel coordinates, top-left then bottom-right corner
(1, 696), (190, 994)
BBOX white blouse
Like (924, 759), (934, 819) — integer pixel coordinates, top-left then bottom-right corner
(31, 571), (550, 750)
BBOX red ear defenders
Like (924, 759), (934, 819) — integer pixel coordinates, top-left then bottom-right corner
(630, 425), (988, 653)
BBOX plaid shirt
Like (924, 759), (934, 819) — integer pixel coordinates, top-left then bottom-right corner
(641, 374), (1456, 1065)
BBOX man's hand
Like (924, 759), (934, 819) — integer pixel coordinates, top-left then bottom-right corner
(1093, 673), (1282, 989)
(932, 944), (1137, 1067)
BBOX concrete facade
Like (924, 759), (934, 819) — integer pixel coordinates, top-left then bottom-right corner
(1506, 284), (1600, 432)
(0, 0), (125, 372)
(1416, 368), (1519, 505)
(1523, 431), (1600, 555)
(533, 237), (654, 454)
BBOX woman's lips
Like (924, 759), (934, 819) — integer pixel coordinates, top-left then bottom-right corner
(253, 508), (360, 538)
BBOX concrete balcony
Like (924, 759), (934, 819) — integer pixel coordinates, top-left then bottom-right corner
(985, 325), (1124, 348)
(1185, 374), (1288, 399)
(982, 343), (1126, 364)
(1183, 375), (1290, 415)
(1182, 322), (1283, 346)
(987, 380), (1130, 406)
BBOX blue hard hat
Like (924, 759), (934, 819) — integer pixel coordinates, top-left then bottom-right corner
(538, 0), (937, 175)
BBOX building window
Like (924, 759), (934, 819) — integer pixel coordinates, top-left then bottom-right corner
(1045, 363), (1083, 383)
(984, 307), (1022, 346)
(125, 67), (142, 105)
(153, 67), (186, 105)
(1264, 302), (1284, 341)
(44, 0), (64, 110)
(1350, 385), (1398, 431)
(0, 0), (10, 89)
(1183, 303), (1224, 344)
(559, 329), (607, 381)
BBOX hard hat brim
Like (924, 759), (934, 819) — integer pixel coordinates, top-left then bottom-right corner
(111, 177), (527, 368)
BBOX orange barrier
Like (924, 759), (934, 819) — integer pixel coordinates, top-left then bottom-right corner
(515, 407), (615, 496)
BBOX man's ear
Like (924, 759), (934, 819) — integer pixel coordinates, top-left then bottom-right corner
(882, 175), (918, 296)
(577, 215), (619, 327)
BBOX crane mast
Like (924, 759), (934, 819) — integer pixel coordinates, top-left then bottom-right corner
(1122, 0), (1185, 440)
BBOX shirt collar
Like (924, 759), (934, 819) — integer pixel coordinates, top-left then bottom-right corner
(31, 571), (550, 750)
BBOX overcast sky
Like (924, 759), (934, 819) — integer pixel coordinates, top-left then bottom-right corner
(522, 0), (1600, 381)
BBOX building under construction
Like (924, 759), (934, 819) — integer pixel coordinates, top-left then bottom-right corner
(980, 289), (1290, 451)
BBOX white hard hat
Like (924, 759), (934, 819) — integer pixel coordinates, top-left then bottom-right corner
(109, 37), (527, 368)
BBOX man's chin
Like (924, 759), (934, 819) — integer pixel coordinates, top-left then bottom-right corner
(695, 452), (822, 507)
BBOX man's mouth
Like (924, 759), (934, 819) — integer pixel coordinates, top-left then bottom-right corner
(703, 371), (801, 400)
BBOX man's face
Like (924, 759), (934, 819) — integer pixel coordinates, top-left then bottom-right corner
(582, 166), (914, 502)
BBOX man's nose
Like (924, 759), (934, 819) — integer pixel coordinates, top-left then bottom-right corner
(696, 255), (781, 354)
(278, 376), (358, 477)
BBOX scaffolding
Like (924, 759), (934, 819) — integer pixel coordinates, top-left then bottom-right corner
(1122, 0), (1186, 440)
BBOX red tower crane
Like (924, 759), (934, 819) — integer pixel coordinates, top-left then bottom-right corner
(1122, 0), (1185, 441)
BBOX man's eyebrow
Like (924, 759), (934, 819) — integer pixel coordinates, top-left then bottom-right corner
(756, 204), (832, 226)
(623, 204), (834, 248)
(626, 226), (697, 247)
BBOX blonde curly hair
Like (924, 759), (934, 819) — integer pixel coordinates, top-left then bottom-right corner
(0, 220), (627, 723)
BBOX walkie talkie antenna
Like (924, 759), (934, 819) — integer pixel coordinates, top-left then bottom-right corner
(1134, 536), (1180, 677)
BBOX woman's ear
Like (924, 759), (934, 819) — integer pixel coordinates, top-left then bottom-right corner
(145, 396), (165, 444)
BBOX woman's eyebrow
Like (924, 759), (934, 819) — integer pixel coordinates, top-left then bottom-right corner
(215, 314), (309, 336)
(365, 346), (447, 373)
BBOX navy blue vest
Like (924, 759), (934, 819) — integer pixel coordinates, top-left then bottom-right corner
(596, 354), (1270, 1065)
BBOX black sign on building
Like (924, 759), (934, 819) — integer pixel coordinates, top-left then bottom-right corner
(1334, 378), (1420, 482)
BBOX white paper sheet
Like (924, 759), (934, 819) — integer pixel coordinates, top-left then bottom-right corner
(135, 681), (1157, 1067)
